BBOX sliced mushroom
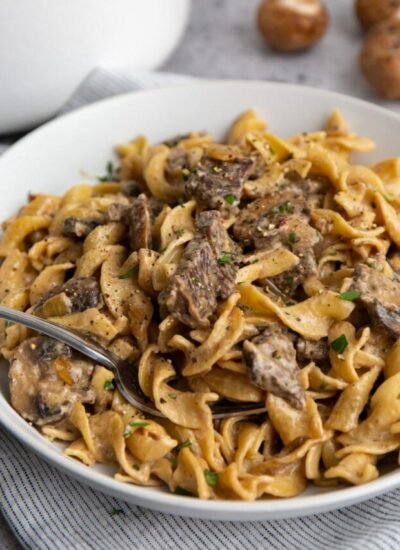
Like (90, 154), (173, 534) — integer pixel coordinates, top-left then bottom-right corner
(9, 337), (95, 425)
(243, 324), (305, 409)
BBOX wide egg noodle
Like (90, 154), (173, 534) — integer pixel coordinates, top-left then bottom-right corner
(4, 109), (400, 500)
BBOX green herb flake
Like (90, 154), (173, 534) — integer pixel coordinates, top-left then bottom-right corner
(331, 334), (349, 354)
(338, 290), (361, 302)
(380, 192), (392, 203)
(119, 265), (139, 279)
(286, 275), (294, 285)
(329, 251), (338, 257)
(181, 168), (191, 181)
(224, 194), (236, 205)
(168, 392), (177, 400)
(133, 463), (141, 471)
(289, 232), (297, 244)
(111, 508), (125, 516)
(123, 420), (150, 438)
(104, 379), (114, 391)
(171, 455), (178, 467)
(175, 439), (192, 451)
(129, 421), (150, 428)
(174, 486), (191, 496)
(218, 252), (233, 265)
(98, 160), (119, 182)
(175, 228), (185, 237)
(318, 383), (327, 391)
(316, 231), (322, 241)
(278, 201), (293, 213)
(204, 469), (219, 487)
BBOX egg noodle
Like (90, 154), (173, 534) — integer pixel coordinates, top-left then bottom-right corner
(2, 109), (400, 500)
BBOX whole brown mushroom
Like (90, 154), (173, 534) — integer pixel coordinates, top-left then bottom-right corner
(360, 16), (400, 99)
(257, 0), (329, 53)
(356, 0), (400, 31)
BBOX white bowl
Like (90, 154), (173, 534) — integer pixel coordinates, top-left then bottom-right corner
(0, 0), (190, 134)
(1, 81), (400, 521)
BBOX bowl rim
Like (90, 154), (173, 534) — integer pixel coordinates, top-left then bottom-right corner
(1, 79), (400, 520)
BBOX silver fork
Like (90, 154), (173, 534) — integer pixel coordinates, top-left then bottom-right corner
(0, 305), (266, 420)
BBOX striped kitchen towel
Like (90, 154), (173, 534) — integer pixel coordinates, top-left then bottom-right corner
(1, 68), (400, 550)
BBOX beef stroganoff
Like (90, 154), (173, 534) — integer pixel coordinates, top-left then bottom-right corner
(2, 109), (400, 500)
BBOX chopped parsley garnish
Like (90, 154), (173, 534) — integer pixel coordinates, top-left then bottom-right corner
(104, 379), (114, 391)
(380, 192), (392, 203)
(123, 421), (150, 438)
(224, 194), (236, 205)
(133, 464), (141, 471)
(329, 251), (338, 256)
(331, 334), (349, 354)
(171, 455), (178, 467)
(175, 228), (185, 237)
(110, 508), (125, 516)
(174, 486), (191, 496)
(119, 265), (139, 279)
(98, 160), (119, 182)
(181, 168), (191, 181)
(130, 421), (150, 428)
(204, 469), (218, 487)
(318, 383), (327, 390)
(218, 251), (233, 265)
(168, 392), (177, 400)
(286, 275), (294, 285)
(289, 232), (297, 244)
(175, 439), (192, 451)
(338, 290), (361, 302)
(271, 202), (292, 215)
(316, 231), (322, 241)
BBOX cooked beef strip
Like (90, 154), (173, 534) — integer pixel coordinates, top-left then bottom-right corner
(296, 337), (328, 364)
(9, 337), (95, 425)
(235, 189), (319, 294)
(62, 216), (101, 239)
(104, 203), (130, 223)
(233, 189), (307, 248)
(165, 148), (191, 181)
(195, 210), (239, 299)
(35, 277), (102, 313)
(284, 173), (329, 210)
(185, 156), (254, 210)
(268, 247), (318, 297)
(243, 324), (305, 409)
(120, 180), (142, 198)
(159, 210), (239, 328)
(128, 193), (153, 251)
(351, 264), (400, 337)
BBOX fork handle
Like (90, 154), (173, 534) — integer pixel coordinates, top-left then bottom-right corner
(0, 305), (117, 370)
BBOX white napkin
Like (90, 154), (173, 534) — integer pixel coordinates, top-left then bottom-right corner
(1, 69), (400, 550)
